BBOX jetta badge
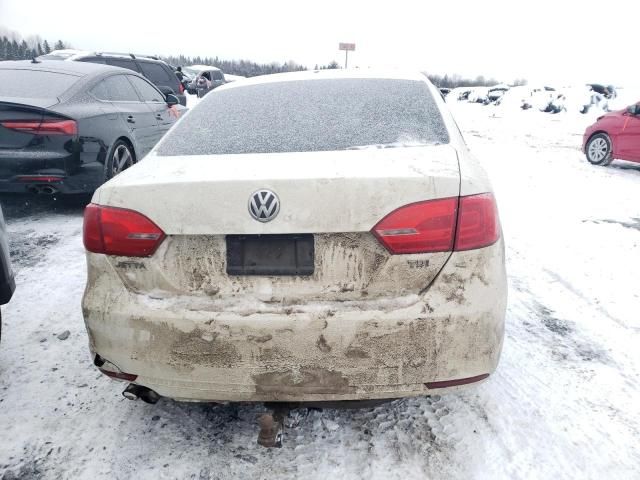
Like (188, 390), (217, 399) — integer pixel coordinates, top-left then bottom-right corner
(248, 189), (280, 222)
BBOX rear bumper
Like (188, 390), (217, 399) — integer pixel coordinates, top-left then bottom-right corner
(82, 240), (507, 402)
(0, 161), (104, 194)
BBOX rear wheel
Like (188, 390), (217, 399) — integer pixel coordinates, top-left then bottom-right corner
(106, 140), (135, 180)
(586, 133), (613, 166)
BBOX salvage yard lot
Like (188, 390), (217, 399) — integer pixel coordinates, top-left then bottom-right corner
(0, 103), (638, 479)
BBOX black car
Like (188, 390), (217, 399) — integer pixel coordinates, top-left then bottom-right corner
(38, 50), (187, 107)
(0, 204), (15, 341)
(0, 60), (185, 195)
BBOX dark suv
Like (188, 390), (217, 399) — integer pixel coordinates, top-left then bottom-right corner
(38, 50), (186, 106)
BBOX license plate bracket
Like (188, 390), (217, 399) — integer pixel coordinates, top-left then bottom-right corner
(226, 234), (314, 276)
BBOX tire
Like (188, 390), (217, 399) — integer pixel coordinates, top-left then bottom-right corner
(105, 140), (135, 180)
(585, 133), (613, 166)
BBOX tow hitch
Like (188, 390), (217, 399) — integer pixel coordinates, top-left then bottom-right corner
(257, 403), (294, 448)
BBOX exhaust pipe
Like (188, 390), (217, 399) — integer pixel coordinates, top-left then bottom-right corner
(25, 184), (59, 195)
(39, 185), (58, 195)
(122, 384), (160, 404)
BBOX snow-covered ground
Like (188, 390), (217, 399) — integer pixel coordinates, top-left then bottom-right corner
(0, 101), (639, 479)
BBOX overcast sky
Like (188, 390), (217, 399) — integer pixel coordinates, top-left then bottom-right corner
(1, 0), (638, 85)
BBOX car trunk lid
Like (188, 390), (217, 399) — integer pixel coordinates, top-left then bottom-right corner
(94, 145), (461, 303)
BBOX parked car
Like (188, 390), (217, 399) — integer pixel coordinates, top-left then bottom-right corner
(182, 65), (226, 95)
(485, 85), (509, 104)
(583, 102), (640, 166)
(82, 70), (507, 408)
(0, 204), (15, 342)
(581, 83), (617, 114)
(520, 86), (556, 110)
(37, 50), (187, 106)
(0, 60), (185, 195)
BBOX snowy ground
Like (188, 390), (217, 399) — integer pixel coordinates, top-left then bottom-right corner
(0, 100), (639, 479)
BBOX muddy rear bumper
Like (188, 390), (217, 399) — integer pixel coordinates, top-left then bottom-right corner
(82, 241), (507, 402)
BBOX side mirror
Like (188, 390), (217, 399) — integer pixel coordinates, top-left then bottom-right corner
(157, 85), (174, 96)
(165, 93), (180, 106)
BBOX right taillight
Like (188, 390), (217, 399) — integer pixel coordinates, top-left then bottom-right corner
(454, 193), (500, 251)
(83, 204), (165, 257)
(372, 193), (500, 254)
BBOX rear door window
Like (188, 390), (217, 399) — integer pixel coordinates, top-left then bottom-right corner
(212, 70), (224, 81)
(106, 58), (141, 73)
(127, 75), (164, 103)
(90, 81), (110, 101)
(138, 62), (172, 86)
(102, 75), (141, 102)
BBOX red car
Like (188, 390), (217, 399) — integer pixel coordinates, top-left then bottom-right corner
(583, 102), (640, 166)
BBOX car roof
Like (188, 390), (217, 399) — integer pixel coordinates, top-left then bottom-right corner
(0, 59), (127, 76)
(42, 49), (166, 64)
(219, 69), (429, 92)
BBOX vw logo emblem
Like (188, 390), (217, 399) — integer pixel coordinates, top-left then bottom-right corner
(248, 189), (280, 222)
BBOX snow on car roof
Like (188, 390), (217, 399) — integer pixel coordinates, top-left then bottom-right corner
(219, 69), (429, 91)
(0, 59), (124, 76)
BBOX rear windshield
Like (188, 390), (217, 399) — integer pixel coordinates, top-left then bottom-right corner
(0, 69), (79, 98)
(157, 78), (449, 156)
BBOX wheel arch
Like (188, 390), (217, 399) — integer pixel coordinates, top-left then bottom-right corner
(588, 130), (619, 155)
(114, 136), (137, 163)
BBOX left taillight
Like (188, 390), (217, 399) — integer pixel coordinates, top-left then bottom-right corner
(178, 82), (185, 94)
(1, 119), (77, 135)
(372, 197), (459, 254)
(83, 204), (165, 257)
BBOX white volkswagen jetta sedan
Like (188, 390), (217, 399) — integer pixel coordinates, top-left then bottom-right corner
(82, 70), (506, 404)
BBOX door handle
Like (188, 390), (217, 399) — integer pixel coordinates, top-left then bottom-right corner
(127, 115), (135, 123)
(155, 114), (163, 120)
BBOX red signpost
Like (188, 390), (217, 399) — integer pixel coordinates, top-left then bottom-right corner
(339, 43), (356, 68)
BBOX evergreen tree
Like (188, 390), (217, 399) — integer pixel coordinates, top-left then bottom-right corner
(19, 40), (29, 59)
(54, 40), (65, 50)
(0, 37), (7, 60)
(43, 40), (51, 54)
(10, 40), (19, 60)
(36, 42), (44, 56)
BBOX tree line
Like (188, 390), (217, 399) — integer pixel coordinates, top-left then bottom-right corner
(161, 54), (343, 77)
(427, 73), (527, 88)
(0, 36), (67, 61)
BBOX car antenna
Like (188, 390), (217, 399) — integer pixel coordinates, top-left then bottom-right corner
(31, 57), (41, 64)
